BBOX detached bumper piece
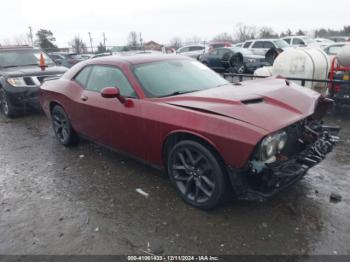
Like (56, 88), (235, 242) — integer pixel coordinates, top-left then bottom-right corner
(234, 126), (340, 201)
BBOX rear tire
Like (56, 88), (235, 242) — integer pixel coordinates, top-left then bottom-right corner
(167, 140), (228, 209)
(51, 105), (78, 146)
(0, 88), (16, 118)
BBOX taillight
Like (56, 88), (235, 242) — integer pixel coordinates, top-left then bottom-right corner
(334, 85), (341, 93)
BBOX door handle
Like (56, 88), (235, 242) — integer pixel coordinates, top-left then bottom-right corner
(81, 95), (88, 101)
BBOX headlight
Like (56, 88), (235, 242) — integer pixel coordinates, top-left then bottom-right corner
(7, 77), (26, 87)
(248, 58), (256, 63)
(258, 131), (288, 161)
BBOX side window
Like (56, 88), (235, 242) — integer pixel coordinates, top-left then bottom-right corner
(293, 38), (305, 45)
(252, 41), (264, 48)
(328, 46), (343, 55)
(189, 46), (204, 51)
(74, 66), (92, 87)
(243, 41), (252, 48)
(178, 47), (189, 53)
(263, 41), (274, 48)
(86, 66), (136, 97)
(218, 48), (229, 56)
(283, 38), (291, 44)
(210, 49), (219, 55)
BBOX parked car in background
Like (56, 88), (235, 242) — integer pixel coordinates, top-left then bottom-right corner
(0, 46), (67, 117)
(208, 41), (233, 52)
(176, 45), (207, 59)
(91, 52), (112, 59)
(49, 52), (84, 68)
(234, 42), (243, 48)
(328, 36), (350, 43)
(315, 38), (334, 48)
(323, 42), (350, 57)
(39, 55), (338, 209)
(80, 54), (94, 60)
(281, 36), (320, 48)
(242, 39), (290, 56)
(200, 47), (268, 73)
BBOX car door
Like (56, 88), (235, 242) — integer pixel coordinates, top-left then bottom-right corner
(263, 41), (274, 54)
(207, 49), (222, 70)
(250, 41), (264, 55)
(73, 65), (143, 157)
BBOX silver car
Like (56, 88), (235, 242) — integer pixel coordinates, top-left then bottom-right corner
(242, 39), (290, 56)
(176, 45), (207, 59)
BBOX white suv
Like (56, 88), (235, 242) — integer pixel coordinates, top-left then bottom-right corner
(242, 39), (290, 56)
(281, 36), (320, 48)
(176, 45), (207, 59)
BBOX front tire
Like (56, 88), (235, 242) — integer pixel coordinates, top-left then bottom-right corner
(51, 105), (78, 146)
(167, 140), (228, 209)
(0, 88), (16, 118)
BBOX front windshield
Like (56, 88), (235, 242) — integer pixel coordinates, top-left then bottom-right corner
(133, 59), (229, 98)
(274, 39), (289, 48)
(0, 49), (55, 68)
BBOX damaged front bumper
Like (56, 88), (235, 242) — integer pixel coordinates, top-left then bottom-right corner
(227, 125), (340, 201)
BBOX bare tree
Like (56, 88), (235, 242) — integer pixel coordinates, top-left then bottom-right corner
(69, 35), (87, 54)
(234, 23), (257, 42)
(212, 32), (233, 42)
(296, 29), (305, 36)
(259, 27), (278, 39)
(127, 31), (139, 47)
(13, 34), (31, 45)
(185, 36), (202, 45)
(170, 37), (182, 49)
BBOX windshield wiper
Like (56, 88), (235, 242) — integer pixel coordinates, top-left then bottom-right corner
(159, 90), (200, 98)
(2, 63), (39, 68)
(215, 83), (230, 87)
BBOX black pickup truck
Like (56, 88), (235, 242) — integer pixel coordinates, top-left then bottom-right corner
(0, 46), (67, 117)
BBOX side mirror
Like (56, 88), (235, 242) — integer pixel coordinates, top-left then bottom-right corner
(101, 87), (126, 104)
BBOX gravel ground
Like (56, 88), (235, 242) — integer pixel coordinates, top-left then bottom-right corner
(0, 111), (349, 255)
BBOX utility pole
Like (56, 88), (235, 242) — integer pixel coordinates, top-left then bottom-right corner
(102, 32), (107, 50)
(88, 32), (94, 53)
(139, 32), (143, 50)
(28, 26), (34, 46)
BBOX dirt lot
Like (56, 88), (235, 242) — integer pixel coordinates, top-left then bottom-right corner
(0, 111), (349, 255)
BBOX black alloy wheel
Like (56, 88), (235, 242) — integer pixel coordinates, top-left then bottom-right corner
(51, 105), (78, 146)
(168, 140), (228, 209)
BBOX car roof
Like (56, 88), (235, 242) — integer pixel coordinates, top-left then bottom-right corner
(250, 39), (279, 41)
(0, 46), (35, 51)
(88, 54), (191, 66)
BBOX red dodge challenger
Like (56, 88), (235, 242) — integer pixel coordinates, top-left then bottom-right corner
(39, 55), (339, 209)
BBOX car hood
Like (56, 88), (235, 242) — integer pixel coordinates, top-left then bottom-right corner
(1, 65), (67, 77)
(160, 78), (321, 133)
